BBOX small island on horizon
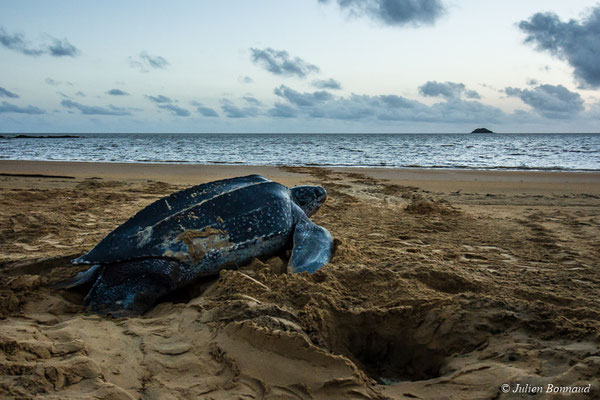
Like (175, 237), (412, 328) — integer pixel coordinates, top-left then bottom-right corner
(471, 128), (494, 133)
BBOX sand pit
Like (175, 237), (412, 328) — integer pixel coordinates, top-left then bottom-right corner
(1, 162), (599, 399)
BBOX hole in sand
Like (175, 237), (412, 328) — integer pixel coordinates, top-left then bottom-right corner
(324, 307), (485, 385)
(347, 330), (445, 384)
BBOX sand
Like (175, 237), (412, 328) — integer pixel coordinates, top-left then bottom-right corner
(0, 160), (599, 399)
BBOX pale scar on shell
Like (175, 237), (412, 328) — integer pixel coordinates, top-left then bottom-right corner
(175, 226), (232, 263)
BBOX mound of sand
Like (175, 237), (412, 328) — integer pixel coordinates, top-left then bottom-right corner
(0, 167), (599, 399)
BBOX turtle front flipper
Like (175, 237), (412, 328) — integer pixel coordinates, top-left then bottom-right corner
(84, 258), (186, 317)
(288, 215), (333, 274)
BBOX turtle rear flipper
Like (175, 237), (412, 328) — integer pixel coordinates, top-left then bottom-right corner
(288, 213), (333, 274)
(84, 258), (185, 317)
(51, 264), (101, 289)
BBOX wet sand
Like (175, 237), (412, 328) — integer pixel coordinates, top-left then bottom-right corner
(1, 161), (599, 399)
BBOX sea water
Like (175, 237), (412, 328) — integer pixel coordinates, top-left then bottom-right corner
(1, 133), (598, 172)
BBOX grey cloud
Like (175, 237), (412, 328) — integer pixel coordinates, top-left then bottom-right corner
(464, 90), (481, 100)
(145, 94), (172, 103)
(312, 78), (342, 90)
(504, 84), (584, 119)
(274, 85), (332, 106)
(376, 96), (503, 123)
(272, 84), (504, 123)
(75, 91), (85, 97)
(140, 52), (168, 68)
(243, 96), (262, 106)
(195, 105), (219, 117)
(250, 48), (319, 78)
(239, 76), (254, 84)
(0, 26), (79, 57)
(419, 81), (480, 100)
(378, 94), (421, 108)
(107, 89), (130, 96)
(0, 101), (44, 114)
(45, 78), (60, 86)
(319, 0), (445, 27)
(130, 51), (169, 72)
(61, 99), (132, 116)
(0, 87), (19, 98)
(308, 94), (376, 120)
(426, 99), (503, 123)
(45, 77), (74, 87)
(47, 38), (79, 57)
(158, 104), (191, 117)
(0, 26), (44, 56)
(268, 103), (298, 118)
(519, 7), (600, 88)
(221, 100), (259, 118)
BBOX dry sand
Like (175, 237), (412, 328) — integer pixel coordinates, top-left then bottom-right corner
(0, 161), (599, 399)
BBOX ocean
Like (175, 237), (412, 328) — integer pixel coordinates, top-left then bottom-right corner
(1, 133), (599, 172)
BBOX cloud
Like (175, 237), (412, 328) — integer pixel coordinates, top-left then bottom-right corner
(274, 84), (333, 106)
(504, 84), (584, 119)
(239, 76), (254, 84)
(419, 81), (480, 100)
(0, 87), (19, 98)
(250, 48), (319, 78)
(45, 78), (60, 86)
(0, 101), (44, 114)
(158, 104), (191, 117)
(145, 95), (190, 116)
(106, 89), (130, 96)
(0, 26), (44, 56)
(377, 94), (423, 109)
(221, 100), (259, 118)
(61, 99), (132, 116)
(195, 105), (219, 117)
(47, 38), (79, 57)
(464, 90), (481, 100)
(0, 26), (79, 57)
(268, 103), (298, 118)
(270, 83), (504, 123)
(190, 100), (219, 117)
(518, 6), (600, 88)
(243, 96), (261, 106)
(130, 51), (169, 72)
(307, 94), (376, 120)
(312, 78), (342, 90)
(75, 91), (85, 97)
(145, 94), (172, 103)
(319, 0), (445, 27)
(44, 77), (74, 87)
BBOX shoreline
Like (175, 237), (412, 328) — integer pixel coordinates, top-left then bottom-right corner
(1, 159), (599, 195)
(1, 158), (598, 173)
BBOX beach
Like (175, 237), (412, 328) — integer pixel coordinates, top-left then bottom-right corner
(1, 160), (599, 399)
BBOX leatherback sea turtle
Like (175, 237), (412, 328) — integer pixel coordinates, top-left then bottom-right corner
(59, 175), (333, 316)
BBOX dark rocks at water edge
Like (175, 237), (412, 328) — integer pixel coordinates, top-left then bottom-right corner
(5, 134), (82, 139)
(471, 128), (494, 133)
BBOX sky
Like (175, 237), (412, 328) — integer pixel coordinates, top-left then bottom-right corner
(1, 0), (600, 133)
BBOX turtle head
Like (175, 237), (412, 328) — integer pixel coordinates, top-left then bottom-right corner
(291, 185), (327, 216)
